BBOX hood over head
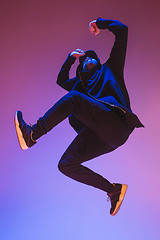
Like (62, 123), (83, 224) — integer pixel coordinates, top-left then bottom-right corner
(76, 50), (101, 76)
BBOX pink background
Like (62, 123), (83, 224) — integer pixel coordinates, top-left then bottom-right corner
(1, 0), (160, 239)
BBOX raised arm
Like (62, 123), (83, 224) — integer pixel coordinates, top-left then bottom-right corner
(57, 49), (85, 91)
(90, 18), (128, 76)
(56, 55), (77, 91)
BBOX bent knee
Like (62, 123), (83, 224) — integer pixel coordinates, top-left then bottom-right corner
(69, 90), (85, 101)
(58, 161), (65, 173)
(58, 160), (73, 175)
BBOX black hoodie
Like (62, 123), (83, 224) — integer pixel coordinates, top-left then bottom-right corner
(57, 18), (144, 132)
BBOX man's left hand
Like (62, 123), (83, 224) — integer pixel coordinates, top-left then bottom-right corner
(89, 20), (100, 36)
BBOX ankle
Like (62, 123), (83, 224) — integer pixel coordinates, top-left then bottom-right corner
(107, 184), (116, 194)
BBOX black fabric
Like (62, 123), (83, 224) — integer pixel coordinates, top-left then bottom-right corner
(58, 127), (116, 193)
(32, 90), (133, 193)
(76, 50), (102, 76)
(32, 18), (144, 194)
(57, 18), (144, 131)
(79, 50), (100, 64)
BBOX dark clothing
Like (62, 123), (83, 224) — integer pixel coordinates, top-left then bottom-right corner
(32, 18), (143, 193)
(57, 18), (144, 133)
(33, 90), (133, 193)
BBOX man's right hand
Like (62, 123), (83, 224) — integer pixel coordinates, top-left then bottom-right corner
(70, 49), (85, 59)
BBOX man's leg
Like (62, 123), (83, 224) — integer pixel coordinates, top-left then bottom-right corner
(58, 127), (116, 193)
(15, 90), (108, 150)
(14, 90), (130, 215)
(58, 127), (128, 216)
(33, 90), (130, 144)
(15, 90), (131, 150)
(31, 90), (114, 140)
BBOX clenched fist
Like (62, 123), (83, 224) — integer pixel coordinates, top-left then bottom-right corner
(89, 20), (100, 36)
(70, 49), (85, 59)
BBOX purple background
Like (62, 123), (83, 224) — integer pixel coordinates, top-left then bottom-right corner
(1, 1), (160, 239)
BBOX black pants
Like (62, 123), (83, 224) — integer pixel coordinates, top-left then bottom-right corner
(32, 90), (133, 193)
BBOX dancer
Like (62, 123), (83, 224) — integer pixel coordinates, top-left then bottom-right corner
(14, 18), (144, 216)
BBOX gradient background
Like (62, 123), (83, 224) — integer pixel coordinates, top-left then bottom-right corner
(1, 0), (160, 239)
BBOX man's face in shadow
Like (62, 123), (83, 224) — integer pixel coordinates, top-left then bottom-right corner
(83, 57), (98, 71)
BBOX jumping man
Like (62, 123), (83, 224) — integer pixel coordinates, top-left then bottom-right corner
(14, 18), (144, 216)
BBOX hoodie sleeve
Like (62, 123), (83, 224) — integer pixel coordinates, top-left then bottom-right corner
(96, 18), (128, 76)
(57, 55), (78, 92)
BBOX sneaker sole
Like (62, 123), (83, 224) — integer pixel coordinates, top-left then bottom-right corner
(111, 184), (128, 216)
(14, 111), (28, 150)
